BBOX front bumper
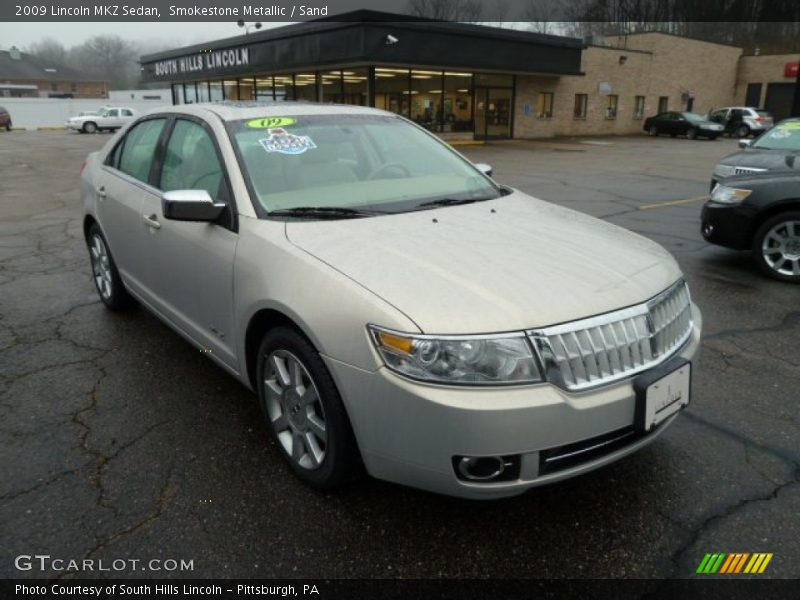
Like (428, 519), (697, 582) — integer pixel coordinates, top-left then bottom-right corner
(66, 122), (82, 130)
(701, 201), (755, 250)
(326, 305), (702, 499)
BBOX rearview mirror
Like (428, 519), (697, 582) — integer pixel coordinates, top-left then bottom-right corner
(475, 163), (493, 177)
(738, 139), (752, 149)
(162, 190), (225, 222)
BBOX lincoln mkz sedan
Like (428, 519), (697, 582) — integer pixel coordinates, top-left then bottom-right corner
(81, 103), (702, 499)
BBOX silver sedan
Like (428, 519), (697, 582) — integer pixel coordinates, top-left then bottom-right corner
(82, 103), (702, 499)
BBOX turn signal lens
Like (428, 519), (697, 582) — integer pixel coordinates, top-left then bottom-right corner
(377, 331), (414, 354)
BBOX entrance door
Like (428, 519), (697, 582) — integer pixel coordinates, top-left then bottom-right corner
(474, 87), (512, 139)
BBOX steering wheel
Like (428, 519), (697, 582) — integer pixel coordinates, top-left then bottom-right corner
(366, 162), (411, 180)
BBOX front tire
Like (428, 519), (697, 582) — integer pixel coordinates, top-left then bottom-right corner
(256, 326), (360, 489)
(648, 125), (658, 136)
(83, 121), (97, 134)
(86, 224), (136, 309)
(687, 128), (698, 140)
(752, 211), (800, 283)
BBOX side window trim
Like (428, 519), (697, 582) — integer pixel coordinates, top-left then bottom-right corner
(155, 114), (237, 232)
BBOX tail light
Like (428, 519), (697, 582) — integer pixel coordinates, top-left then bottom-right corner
(755, 116), (766, 123)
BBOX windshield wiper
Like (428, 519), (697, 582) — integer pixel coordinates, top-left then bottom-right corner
(267, 206), (380, 219)
(414, 196), (497, 210)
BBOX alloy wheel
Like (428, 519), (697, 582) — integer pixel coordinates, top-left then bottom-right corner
(90, 234), (113, 300)
(762, 219), (800, 277)
(263, 349), (327, 470)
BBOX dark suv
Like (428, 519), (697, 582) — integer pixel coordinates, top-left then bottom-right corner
(0, 106), (11, 131)
(702, 171), (800, 282)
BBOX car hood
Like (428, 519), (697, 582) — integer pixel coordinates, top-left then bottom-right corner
(718, 148), (800, 170)
(285, 191), (682, 334)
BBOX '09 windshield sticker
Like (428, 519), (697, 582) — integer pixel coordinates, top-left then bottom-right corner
(776, 121), (800, 131)
(258, 128), (317, 155)
(247, 117), (297, 128)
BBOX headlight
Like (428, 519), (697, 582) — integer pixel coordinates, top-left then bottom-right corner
(710, 184), (752, 205)
(368, 326), (542, 385)
(712, 164), (736, 178)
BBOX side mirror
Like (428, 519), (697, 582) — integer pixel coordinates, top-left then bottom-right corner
(475, 163), (493, 177)
(162, 190), (225, 222)
(738, 139), (752, 149)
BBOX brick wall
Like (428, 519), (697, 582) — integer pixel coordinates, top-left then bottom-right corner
(735, 53), (800, 107)
(513, 33), (742, 139)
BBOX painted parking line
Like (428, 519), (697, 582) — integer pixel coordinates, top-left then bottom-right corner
(639, 195), (708, 210)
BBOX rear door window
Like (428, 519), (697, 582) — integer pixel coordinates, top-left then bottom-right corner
(116, 118), (167, 184)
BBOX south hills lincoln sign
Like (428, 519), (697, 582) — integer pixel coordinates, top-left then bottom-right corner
(153, 47), (250, 78)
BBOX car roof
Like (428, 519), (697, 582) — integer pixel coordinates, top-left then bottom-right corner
(147, 101), (393, 122)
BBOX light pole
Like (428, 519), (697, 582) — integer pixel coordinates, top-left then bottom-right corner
(237, 20), (262, 35)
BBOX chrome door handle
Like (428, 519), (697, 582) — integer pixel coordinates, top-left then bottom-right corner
(95, 186), (106, 198)
(143, 214), (161, 230)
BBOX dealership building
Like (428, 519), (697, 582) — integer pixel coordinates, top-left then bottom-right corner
(140, 11), (800, 140)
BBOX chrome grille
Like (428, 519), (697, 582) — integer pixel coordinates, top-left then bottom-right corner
(528, 280), (693, 391)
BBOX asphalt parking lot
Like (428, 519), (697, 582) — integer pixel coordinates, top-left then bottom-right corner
(1, 131), (798, 580)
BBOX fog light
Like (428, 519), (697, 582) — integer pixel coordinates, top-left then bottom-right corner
(702, 224), (714, 237)
(454, 455), (520, 482)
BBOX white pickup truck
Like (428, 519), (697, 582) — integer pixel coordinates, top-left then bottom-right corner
(67, 107), (136, 133)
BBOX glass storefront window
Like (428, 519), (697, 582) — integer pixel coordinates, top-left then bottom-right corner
(197, 82), (210, 103)
(294, 72), (318, 102)
(223, 80), (238, 100)
(321, 70), (343, 103)
(255, 76), (274, 101)
(238, 78), (254, 101)
(411, 69), (442, 132)
(375, 67), (409, 117)
(273, 74), (293, 101)
(209, 81), (223, 101)
(443, 71), (473, 133)
(342, 68), (368, 106)
(183, 83), (197, 104)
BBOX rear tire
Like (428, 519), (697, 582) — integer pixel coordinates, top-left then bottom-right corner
(256, 326), (361, 489)
(752, 211), (800, 283)
(86, 224), (136, 309)
(736, 124), (750, 138)
(648, 125), (658, 136)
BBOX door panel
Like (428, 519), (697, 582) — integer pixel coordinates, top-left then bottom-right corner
(95, 117), (167, 295)
(140, 118), (238, 369)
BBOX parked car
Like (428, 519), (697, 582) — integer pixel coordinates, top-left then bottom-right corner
(68, 107), (135, 133)
(702, 172), (800, 282)
(0, 106), (12, 131)
(81, 103), (701, 499)
(708, 106), (773, 138)
(710, 118), (800, 190)
(644, 111), (724, 140)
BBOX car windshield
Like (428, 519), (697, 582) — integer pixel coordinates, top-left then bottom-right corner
(80, 111), (99, 116)
(99, 109), (110, 117)
(682, 112), (706, 122)
(228, 114), (500, 215)
(752, 121), (800, 151)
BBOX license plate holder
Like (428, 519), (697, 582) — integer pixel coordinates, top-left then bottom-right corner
(633, 359), (691, 433)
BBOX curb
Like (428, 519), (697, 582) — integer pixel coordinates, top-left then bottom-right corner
(36, 126), (68, 131)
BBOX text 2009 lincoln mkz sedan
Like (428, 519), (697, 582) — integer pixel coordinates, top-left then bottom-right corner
(82, 102), (702, 499)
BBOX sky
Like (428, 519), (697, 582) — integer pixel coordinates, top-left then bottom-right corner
(0, 21), (289, 51)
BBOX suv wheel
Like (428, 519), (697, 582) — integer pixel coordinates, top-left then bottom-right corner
(753, 211), (800, 283)
(736, 124), (750, 138)
(83, 121), (97, 134)
(256, 327), (361, 489)
(86, 224), (136, 308)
